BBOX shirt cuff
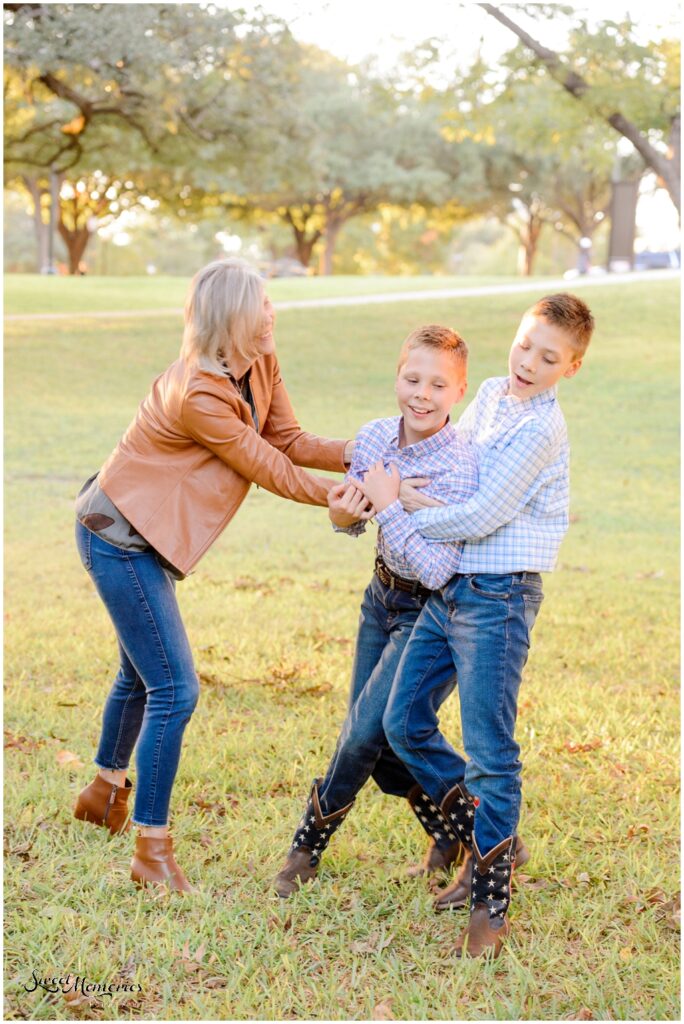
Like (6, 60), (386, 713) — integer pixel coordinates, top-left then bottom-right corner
(332, 521), (366, 536)
(375, 499), (404, 527)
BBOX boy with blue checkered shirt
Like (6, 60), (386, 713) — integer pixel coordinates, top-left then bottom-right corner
(359, 293), (595, 958)
(273, 324), (482, 898)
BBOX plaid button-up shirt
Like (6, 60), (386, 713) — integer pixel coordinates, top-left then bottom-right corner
(378, 377), (570, 574)
(339, 416), (478, 589)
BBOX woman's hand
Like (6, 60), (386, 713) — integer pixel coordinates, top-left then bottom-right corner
(328, 481), (375, 527)
(359, 461), (401, 513)
(399, 477), (445, 513)
(343, 440), (355, 467)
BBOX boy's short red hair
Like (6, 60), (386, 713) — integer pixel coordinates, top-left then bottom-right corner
(527, 293), (595, 357)
(398, 324), (468, 372)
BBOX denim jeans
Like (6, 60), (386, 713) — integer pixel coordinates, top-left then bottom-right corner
(316, 573), (437, 814)
(383, 572), (544, 856)
(75, 520), (200, 826)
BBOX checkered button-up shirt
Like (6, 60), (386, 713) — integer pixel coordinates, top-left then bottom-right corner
(339, 416), (478, 589)
(378, 377), (570, 574)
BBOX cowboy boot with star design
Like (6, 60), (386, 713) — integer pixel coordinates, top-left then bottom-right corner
(405, 784), (463, 877)
(433, 835), (529, 911)
(273, 778), (354, 898)
(454, 834), (516, 958)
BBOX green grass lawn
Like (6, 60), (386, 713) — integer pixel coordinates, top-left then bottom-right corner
(6, 271), (541, 315)
(4, 276), (680, 1020)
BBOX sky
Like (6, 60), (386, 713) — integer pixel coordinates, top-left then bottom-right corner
(236, 0), (681, 71)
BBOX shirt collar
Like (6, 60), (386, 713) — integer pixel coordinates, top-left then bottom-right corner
(498, 377), (558, 411)
(389, 417), (456, 454)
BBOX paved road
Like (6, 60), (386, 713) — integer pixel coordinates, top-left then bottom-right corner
(4, 269), (679, 322)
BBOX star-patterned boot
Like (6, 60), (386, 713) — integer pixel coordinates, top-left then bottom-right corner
(454, 834), (516, 959)
(434, 835), (529, 912)
(273, 778), (354, 898)
(440, 780), (479, 848)
(405, 785), (462, 878)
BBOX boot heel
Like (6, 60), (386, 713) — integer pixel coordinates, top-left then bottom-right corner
(73, 800), (103, 826)
(73, 775), (133, 834)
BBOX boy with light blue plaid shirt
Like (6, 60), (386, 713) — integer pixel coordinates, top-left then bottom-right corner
(360, 292), (595, 959)
(274, 324), (481, 898)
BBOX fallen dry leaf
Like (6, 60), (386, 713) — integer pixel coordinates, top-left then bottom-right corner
(372, 998), (394, 1020)
(563, 739), (603, 754)
(569, 1009), (594, 1021)
(56, 750), (84, 768)
(3, 730), (44, 753)
(626, 823), (649, 839)
(522, 877), (550, 891)
(233, 576), (273, 594)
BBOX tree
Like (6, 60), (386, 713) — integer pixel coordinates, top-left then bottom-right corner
(484, 74), (636, 273)
(207, 48), (467, 274)
(3, 3), (255, 172)
(478, 4), (680, 213)
(4, 3), (295, 271)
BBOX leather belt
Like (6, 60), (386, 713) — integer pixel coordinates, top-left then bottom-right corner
(374, 555), (432, 600)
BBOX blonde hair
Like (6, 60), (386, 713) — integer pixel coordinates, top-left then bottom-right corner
(397, 324), (468, 373)
(180, 258), (265, 376)
(526, 293), (595, 357)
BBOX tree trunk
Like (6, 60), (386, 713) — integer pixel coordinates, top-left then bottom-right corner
(292, 231), (320, 268)
(282, 208), (322, 268)
(23, 176), (50, 271)
(319, 218), (343, 276)
(521, 217), (543, 275)
(57, 221), (91, 274)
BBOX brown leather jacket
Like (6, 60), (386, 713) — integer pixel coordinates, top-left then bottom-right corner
(99, 353), (347, 574)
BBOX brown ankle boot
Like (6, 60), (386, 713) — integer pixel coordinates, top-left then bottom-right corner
(74, 775), (133, 835)
(434, 835), (529, 911)
(273, 847), (320, 897)
(130, 835), (194, 892)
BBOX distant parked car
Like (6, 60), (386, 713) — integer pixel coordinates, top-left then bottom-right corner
(258, 257), (312, 278)
(633, 250), (680, 270)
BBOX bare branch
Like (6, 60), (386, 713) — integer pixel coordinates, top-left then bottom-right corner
(478, 3), (680, 212)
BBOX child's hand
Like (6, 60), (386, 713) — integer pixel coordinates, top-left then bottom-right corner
(328, 481), (374, 527)
(359, 461), (401, 513)
(399, 477), (445, 513)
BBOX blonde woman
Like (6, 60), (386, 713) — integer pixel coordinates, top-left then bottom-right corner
(73, 258), (353, 891)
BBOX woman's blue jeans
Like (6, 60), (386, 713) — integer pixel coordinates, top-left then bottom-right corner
(316, 573), (441, 814)
(383, 572), (544, 856)
(75, 520), (199, 827)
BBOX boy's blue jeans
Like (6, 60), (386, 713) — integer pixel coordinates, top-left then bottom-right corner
(316, 573), (442, 814)
(75, 520), (200, 827)
(383, 572), (544, 857)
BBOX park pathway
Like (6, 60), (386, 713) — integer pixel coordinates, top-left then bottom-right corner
(4, 268), (679, 321)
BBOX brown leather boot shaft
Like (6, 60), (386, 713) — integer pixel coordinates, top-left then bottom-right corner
(406, 837), (463, 878)
(73, 775), (132, 835)
(130, 836), (194, 892)
(433, 849), (472, 909)
(454, 905), (510, 958)
(273, 848), (320, 898)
